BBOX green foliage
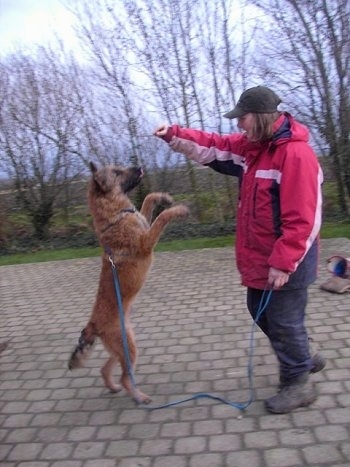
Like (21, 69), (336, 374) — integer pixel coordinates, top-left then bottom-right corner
(322, 181), (342, 219)
(7, 211), (32, 226)
(52, 205), (90, 227)
(321, 221), (350, 238)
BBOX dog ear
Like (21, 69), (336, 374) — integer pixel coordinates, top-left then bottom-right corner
(89, 162), (108, 192)
(89, 161), (98, 173)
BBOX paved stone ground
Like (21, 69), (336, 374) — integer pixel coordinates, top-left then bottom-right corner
(1, 238), (350, 467)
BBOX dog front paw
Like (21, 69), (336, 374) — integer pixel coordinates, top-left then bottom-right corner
(172, 204), (190, 218)
(160, 193), (174, 206)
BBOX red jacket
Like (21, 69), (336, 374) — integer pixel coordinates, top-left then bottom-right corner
(162, 113), (323, 289)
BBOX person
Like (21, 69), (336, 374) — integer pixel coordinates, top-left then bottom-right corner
(154, 85), (326, 414)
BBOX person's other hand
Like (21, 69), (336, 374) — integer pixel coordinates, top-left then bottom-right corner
(153, 124), (169, 137)
(268, 267), (290, 289)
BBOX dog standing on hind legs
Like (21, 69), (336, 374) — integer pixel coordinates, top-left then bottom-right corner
(68, 161), (189, 403)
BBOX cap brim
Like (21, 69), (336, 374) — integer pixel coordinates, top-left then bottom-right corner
(223, 106), (246, 119)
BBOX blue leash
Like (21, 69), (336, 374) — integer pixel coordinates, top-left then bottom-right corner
(107, 249), (272, 410)
(107, 252), (138, 393)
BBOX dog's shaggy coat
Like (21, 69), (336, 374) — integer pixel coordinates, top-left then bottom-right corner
(68, 162), (189, 403)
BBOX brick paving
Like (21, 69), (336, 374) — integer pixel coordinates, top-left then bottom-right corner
(0, 238), (349, 467)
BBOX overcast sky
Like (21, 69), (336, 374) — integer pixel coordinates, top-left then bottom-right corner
(0, 0), (77, 55)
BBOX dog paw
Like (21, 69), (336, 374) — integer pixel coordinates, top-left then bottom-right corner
(108, 384), (123, 394)
(101, 368), (123, 393)
(160, 193), (174, 205)
(173, 204), (190, 217)
(134, 390), (152, 404)
(103, 377), (123, 393)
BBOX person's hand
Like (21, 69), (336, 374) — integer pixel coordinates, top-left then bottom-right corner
(268, 267), (290, 289)
(153, 124), (169, 137)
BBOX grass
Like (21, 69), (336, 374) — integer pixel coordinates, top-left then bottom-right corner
(319, 221), (350, 239)
(0, 222), (348, 266)
(0, 246), (102, 266)
(0, 236), (234, 266)
(155, 235), (234, 251)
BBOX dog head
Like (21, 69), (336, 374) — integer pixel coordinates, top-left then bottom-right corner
(89, 162), (143, 195)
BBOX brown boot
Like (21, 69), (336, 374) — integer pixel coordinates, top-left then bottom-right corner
(265, 373), (317, 414)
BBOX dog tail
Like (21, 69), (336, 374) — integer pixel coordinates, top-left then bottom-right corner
(68, 326), (96, 370)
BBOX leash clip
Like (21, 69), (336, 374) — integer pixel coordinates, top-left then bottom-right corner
(108, 254), (116, 269)
(104, 246), (116, 269)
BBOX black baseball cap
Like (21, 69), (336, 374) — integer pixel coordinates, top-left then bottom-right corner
(223, 86), (281, 119)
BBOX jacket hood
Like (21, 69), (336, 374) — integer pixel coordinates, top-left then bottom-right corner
(273, 112), (310, 144)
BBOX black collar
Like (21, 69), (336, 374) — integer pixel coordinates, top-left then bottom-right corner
(120, 207), (136, 214)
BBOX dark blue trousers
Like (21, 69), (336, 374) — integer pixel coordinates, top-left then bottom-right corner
(247, 287), (312, 382)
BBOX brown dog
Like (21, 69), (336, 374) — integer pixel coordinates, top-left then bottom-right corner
(68, 162), (189, 403)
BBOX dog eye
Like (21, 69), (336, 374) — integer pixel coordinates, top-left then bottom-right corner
(113, 169), (122, 176)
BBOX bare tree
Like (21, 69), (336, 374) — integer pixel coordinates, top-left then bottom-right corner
(250, 0), (350, 217)
(66, 0), (199, 213)
(0, 48), (87, 238)
(96, 0), (250, 221)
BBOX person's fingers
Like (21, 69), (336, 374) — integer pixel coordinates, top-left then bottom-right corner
(267, 275), (275, 286)
(153, 124), (168, 136)
(275, 274), (289, 289)
(268, 267), (290, 289)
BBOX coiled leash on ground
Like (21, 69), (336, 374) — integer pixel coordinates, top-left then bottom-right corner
(107, 249), (273, 411)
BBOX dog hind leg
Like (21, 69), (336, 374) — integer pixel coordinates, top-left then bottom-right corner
(119, 329), (152, 404)
(68, 324), (96, 370)
(101, 328), (151, 404)
(101, 356), (122, 393)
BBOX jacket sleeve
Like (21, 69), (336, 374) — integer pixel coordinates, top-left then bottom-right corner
(162, 125), (245, 177)
(268, 142), (323, 273)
